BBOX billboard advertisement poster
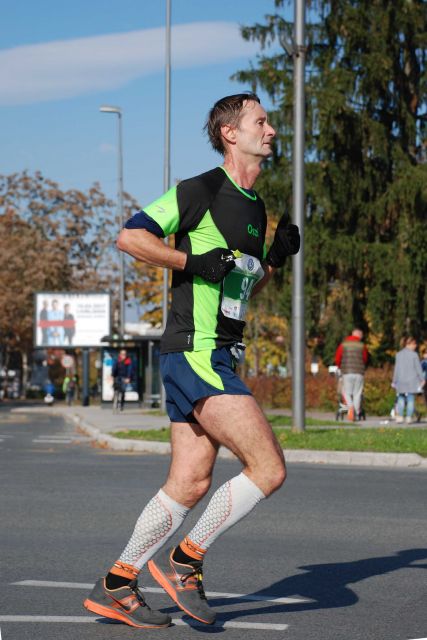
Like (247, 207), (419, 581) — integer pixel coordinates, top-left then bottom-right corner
(102, 348), (139, 402)
(35, 292), (111, 348)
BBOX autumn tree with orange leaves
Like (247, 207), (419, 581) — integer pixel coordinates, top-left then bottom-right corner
(0, 172), (141, 355)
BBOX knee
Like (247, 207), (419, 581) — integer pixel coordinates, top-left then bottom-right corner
(166, 474), (212, 508)
(249, 459), (286, 498)
(264, 461), (287, 496)
(189, 476), (212, 504)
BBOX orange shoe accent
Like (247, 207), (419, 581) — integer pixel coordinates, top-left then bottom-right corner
(148, 555), (210, 625)
(179, 537), (206, 562)
(84, 599), (167, 629)
(109, 560), (139, 580)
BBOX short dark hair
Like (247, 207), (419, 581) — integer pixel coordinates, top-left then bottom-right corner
(204, 92), (261, 155)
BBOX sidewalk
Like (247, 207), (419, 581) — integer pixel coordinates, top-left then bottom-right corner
(13, 402), (427, 470)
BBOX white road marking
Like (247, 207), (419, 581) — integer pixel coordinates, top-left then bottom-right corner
(34, 434), (75, 439)
(13, 579), (311, 604)
(14, 580), (96, 589)
(0, 615), (288, 631)
(32, 439), (73, 444)
(0, 617), (94, 624)
(32, 434), (91, 444)
(37, 433), (91, 440)
(202, 589), (308, 604)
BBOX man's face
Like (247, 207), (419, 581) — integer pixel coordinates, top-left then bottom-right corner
(231, 101), (276, 159)
(119, 350), (126, 359)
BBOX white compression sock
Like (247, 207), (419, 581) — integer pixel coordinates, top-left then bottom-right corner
(119, 489), (189, 570)
(185, 472), (265, 552)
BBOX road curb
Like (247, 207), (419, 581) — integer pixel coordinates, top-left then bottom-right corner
(12, 406), (427, 469)
(65, 411), (427, 469)
(69, 414), (237, 459)
(281, 448), (427, 468)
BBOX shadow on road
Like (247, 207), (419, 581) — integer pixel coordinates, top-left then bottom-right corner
(209, 548), (427, 621)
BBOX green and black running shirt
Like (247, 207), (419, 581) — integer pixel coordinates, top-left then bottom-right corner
(125, 167), (267, 354)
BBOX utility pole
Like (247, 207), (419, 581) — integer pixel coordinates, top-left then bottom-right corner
(162, 0), (171, 332)
(99, 105), (125, 337)
(291, 0), (306, 432)
(160, 0), (171, 411)
(281, 1), (306, 431)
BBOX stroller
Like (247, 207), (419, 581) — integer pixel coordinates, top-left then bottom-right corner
(335, 369), (366, 421)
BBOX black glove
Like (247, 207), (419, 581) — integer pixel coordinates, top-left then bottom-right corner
(185, 247), (236, 283)
(266, 214), (300, 268)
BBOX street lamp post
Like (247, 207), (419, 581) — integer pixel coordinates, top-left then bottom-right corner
(160, 0), (172, 411)
(162, 0), (171, 333)
(291, 0), (306, 431)
(100, 105), (125, 338)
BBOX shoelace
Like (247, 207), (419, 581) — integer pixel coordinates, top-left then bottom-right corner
(128, 579), (149, 609)
(181, 566), (207, 601)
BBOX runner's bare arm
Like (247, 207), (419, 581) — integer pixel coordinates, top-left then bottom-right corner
(117, 228), (187, 270)
(252, 263), (275, 297)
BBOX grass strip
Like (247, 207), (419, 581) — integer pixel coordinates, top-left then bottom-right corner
(112, 425), (427, 457)
(273, 427), (427, 456)
(113, 427), (171, 442)
(267, 414), (351, 427)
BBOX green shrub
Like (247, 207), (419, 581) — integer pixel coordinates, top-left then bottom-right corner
(243, 365), (424, 416)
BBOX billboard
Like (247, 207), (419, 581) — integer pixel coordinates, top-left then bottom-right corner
(35, 292), (111, 348)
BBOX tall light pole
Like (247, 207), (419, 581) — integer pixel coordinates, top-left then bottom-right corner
(162, 0), (171, 333)
(291, 0), (306, 431)
(100, 105), (125, 337)
(160, 0), (172, 411)
(280, 3), (306, 431)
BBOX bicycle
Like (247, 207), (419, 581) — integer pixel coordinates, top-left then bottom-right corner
(112, 379), (125, 414)
(112, 387), (121, 414)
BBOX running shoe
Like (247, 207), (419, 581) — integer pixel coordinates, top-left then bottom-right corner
(148, 547), (216, 624)
(84, 577), (171, 628)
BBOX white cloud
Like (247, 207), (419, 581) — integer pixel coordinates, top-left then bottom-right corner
(0, 22), (259, 106)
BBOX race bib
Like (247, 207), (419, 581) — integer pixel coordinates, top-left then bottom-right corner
(221, 253), (264, 321)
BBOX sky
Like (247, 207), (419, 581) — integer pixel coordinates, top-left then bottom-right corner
(1, 0), (290, 209)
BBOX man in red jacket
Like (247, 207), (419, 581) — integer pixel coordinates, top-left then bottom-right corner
(335, 328), (369, 421)
(112, 350), (133, 412)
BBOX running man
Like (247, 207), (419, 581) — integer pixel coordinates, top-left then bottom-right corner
(84, 92), (300, 628)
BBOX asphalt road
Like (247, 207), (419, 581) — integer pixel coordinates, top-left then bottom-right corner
(0, 408), (426, 640)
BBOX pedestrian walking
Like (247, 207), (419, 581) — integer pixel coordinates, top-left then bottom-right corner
(421, 349), (427, 409)
(335, 328), (369, 421)
(62, 374), (76, 406)
(84, 92), (300, 628)
(392, 336), (425, 424)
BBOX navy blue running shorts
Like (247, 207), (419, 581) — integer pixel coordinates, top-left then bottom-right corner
(160, 346), (252, 423)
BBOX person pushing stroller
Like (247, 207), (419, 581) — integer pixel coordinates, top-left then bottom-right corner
(335, 328), (369, 421)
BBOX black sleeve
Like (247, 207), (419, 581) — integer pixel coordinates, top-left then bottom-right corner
(124, 211), (165, 237)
